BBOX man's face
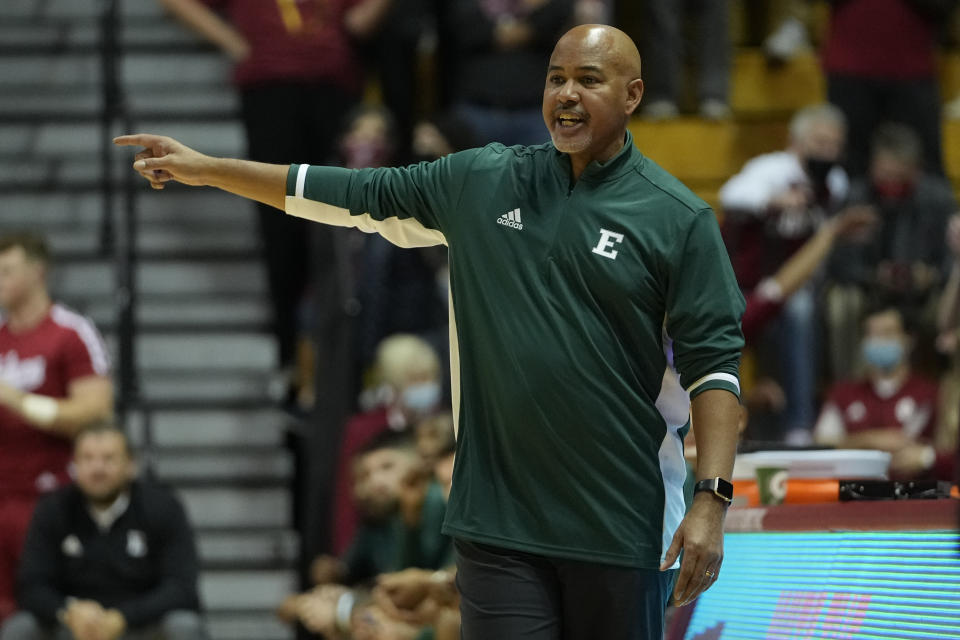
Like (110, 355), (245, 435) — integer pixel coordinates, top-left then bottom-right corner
(542, 29), (643, 166)
(870, 150), (918, 193)
(74, 432), (135, 506)
(0, 247), (44, 311)
(797, 120), (845, 162)
(352, 448), (415, 520)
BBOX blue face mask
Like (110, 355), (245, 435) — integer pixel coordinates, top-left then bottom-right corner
(861, 338), (904, 371)
(401, 382), (441, 413)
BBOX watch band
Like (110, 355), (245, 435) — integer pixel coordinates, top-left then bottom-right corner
(694, 477), (734, 503)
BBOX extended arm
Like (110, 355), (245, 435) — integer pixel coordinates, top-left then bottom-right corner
(114, 134), (288, 209)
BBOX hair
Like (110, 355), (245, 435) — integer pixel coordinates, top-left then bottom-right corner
(74, 422), (134, 458)
(0, 232), (50, 266)
(788, 103), (847, 143)
(862, 302), (914, 336)
(871, 123), (923, 167)
(356, 429), (419, 459)
(374, 334), (441, 389)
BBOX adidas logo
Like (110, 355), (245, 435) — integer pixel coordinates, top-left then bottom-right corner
(497, 208), (523, 230)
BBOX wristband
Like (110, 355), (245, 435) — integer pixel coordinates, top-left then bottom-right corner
(21, 394), (59, 428)
(335, 591), (355, 633)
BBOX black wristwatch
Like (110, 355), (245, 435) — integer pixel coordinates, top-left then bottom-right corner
(694, 477), (734, 505)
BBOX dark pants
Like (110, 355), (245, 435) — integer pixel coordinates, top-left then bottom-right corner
(455, 539), (676, 640)
(239, 82), (358, 367)
(827, 73), (943, 178)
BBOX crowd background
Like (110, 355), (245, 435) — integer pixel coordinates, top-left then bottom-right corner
(2, 1), (960, 639)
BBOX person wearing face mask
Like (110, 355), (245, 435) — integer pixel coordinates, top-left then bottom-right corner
(331, 335), (445, 557)
(825, 124), (957, 379)
(719, 104), (851, 444)
(814, 306), (955, 481)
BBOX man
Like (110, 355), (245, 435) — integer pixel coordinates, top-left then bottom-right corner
(719, 103), (849, 443)
(0, 234), (113, 621)
(0, 425), (205, 640)
(814, 306), (954, 481)
(116, 24), (745, 639)
(826, 124), (957, 375)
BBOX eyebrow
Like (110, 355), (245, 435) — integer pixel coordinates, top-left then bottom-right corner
(548, 65), (605, 72)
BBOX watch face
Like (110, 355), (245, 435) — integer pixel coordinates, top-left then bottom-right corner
(716, 477), (734, 500)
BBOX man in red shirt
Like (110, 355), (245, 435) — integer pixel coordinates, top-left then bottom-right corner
(0, 233), (113, 621)
(814, 305), (953, 480)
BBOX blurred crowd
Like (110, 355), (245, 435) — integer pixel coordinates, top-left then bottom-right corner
(2, 0), (960, 638)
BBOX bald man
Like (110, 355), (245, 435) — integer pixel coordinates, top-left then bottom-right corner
(116, 25), (744, 639)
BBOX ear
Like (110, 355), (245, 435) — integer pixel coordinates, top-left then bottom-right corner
(625, 78), (644, 116)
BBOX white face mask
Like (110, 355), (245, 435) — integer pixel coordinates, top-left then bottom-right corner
(401, 382), (441, 413)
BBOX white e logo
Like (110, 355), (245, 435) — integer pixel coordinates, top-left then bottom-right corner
(591, 228), (624, 260)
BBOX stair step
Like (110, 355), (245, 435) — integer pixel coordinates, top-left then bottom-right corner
(127, 407), (288, 447)
(200, 569), (298, 611)
(196, 529), (299, 568)
(137, 371), (275, 405)
(84, 296), (270, 332)
(205, 612), (293, 640)
(135, 332), (276, 370)
(179, 487), (290, 529)
(149, 449), (293, 483)
(53, 260), (266, 297)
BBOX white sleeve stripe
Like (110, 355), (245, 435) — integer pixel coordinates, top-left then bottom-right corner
(50, 305), (111, 375)
(295, 164), (310, 199)
(686, 372), (740, 395)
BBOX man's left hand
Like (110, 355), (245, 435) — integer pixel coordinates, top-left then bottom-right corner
(659, 493), (726, 606)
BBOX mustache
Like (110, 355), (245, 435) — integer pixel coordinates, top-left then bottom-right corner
(553, 109), (588, 119)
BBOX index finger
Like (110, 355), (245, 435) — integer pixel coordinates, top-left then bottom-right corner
(113, 133), (166, 148)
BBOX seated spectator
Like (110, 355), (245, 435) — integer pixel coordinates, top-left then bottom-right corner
(279, 431), (453, 638)
(332, 334), (445, 555)
(0, 425), (204, 640)
(414, 413), (455, 468)
(826, 123), (957, 377)
(814, 306), (955, 481)
(720, 104), (849, 442)
(0, 233), (113, 622)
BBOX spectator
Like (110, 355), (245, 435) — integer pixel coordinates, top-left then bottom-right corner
(408, 112), (479, 165)
(333, 335), (444, 555)
(826, 123), (957, 378)
(0, 425), (204, 640)
(157, 0), (393, 392)
(639, 0), (732, 120)
(446, 0), (574, 145)
(719, 103), (849, 443)
(814, 306), (955, 481)
(0, 233), (113, 622)
(822, 0), (955, 177)
(280, 431), (452, 638)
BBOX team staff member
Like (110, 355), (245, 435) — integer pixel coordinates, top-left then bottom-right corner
(116, 24), (745, 639)
(0, 234), (113, 621)
(0, 425), (204, 640)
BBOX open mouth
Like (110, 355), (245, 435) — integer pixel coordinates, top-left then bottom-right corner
(556, 113), (586, 128)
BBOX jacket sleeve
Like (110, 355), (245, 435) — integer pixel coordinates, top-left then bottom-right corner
(284, 149), (480, 249)
(115, 491), (200, 627)
(665, 209), (746, 399)
(17, 496), (68, 624)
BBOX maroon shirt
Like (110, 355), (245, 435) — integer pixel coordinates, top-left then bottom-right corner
(822, 0), (938, 79)
(824, 374), (938, 439)
(0, 305), (110, 496)
(201, 0), (362, 91)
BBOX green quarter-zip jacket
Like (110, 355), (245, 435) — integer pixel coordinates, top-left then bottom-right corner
(285, 132), (745, 569)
